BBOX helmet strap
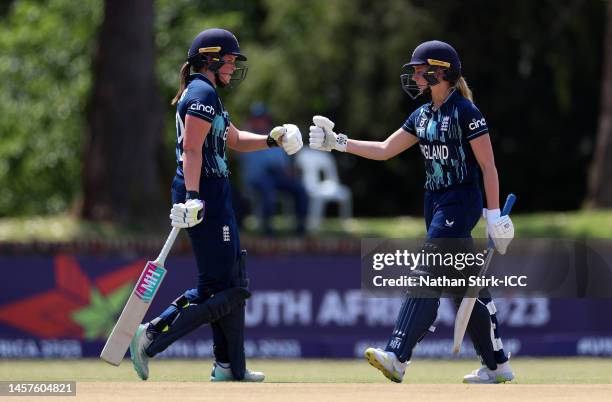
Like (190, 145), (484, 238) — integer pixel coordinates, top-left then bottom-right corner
(424, 66), (442, 86)
(215, 71), (227, 88)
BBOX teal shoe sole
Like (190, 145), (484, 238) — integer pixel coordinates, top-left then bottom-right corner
(129, 325), (148, 381)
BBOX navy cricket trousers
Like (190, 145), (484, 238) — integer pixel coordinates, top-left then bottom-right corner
(171, 175), (241, 296)
(424, 183), (482, 239)
(386, 183), (509, 368)
(151, 175), (245, 366)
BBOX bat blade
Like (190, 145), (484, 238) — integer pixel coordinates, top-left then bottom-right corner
(452, 297), (476, 354)
(100, 261), (167, 366)
(452, 194), (516, 355)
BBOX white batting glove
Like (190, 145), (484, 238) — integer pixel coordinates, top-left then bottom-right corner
(483, 208), (514, 254)
(309, 115), (348, 152)
(170, 199), (204, 228)
(268, 124), (303, 155)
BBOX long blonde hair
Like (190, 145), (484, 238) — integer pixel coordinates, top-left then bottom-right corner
(171, 62), (191, 106)
(454, 76), (473, 102)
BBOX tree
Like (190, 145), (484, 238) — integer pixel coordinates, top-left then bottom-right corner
(0, 0), (101, 217)
(588, 0), (612, 208)
(229, 0), (605, 215)
(81, 0), (165, 227)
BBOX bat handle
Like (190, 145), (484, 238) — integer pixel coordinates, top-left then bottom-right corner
(155, 227), (181, 266)
(502, 193), (516, 216)
(487, 193), (516, 249)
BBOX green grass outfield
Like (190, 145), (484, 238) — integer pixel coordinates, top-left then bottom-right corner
(1, 358), (611, 384)
(2, 209), (612, 241)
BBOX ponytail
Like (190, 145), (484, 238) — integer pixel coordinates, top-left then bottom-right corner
(171, 62), (191, 106)
(455, 76), (473, 102)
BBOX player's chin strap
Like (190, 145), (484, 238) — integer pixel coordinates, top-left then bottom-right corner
(215, 72), (226, 88)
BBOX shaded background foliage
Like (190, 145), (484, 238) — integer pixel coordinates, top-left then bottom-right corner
(0, 0), (102, 215)
(0, 0), (607, 221)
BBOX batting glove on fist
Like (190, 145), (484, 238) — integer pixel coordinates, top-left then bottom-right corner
(170, 199), (204, 228)
(309, 115), (348, 152)
(268, 124), (303, 155)
(483, 208), (514, 254)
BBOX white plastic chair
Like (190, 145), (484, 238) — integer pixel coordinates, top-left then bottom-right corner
(295, 148), (352, 230)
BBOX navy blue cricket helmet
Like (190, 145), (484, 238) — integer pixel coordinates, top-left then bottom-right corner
(187, 28), (248, 87)
(400, 40), (462, 99)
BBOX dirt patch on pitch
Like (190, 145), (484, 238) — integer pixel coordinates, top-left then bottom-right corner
(27, 383), (612, 402)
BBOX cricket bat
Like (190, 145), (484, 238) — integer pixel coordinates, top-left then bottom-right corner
(100, 227), (180, 366)
(452, 194), (516, 355)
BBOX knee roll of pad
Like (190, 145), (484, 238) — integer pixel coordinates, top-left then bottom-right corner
(206, 288), (251, 322)
(172, 295), (191, 309)
(407, 242), (444, 298)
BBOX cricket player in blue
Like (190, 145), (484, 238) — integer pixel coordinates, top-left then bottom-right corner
(129, 28), (303, 382)
(309, 41), (515, 383)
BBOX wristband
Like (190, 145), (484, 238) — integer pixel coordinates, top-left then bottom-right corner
(266, 135), (279, 148)
(336, 133), (348, 152)
(186, 190), (200, 201)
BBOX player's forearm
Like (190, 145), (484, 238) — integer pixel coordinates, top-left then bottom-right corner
(230, 130), (269, 152)
(346, 139), (391, 160)
(481, 164), (500, 210)
(182, 150), (203, 192)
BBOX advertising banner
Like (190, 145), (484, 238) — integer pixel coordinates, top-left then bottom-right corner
(1, 254), (611, 359)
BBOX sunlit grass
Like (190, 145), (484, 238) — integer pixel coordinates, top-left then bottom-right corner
(2, 209), (612, 242)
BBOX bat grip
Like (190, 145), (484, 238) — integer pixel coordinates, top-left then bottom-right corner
(487, 193), (516, 249)
(155, 227), (180, 266)
(502, 193), (516, 216)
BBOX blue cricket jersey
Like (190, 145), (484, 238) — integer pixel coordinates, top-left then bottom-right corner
(402, 89), (489, 191)
(175, 73), (231, 178)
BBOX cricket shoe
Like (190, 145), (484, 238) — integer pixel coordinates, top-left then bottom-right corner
(364, 347), (408, 383)
(210, 362), (265, 382)
(463, 361), (515, 384)
(129, 323), (153, 381)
